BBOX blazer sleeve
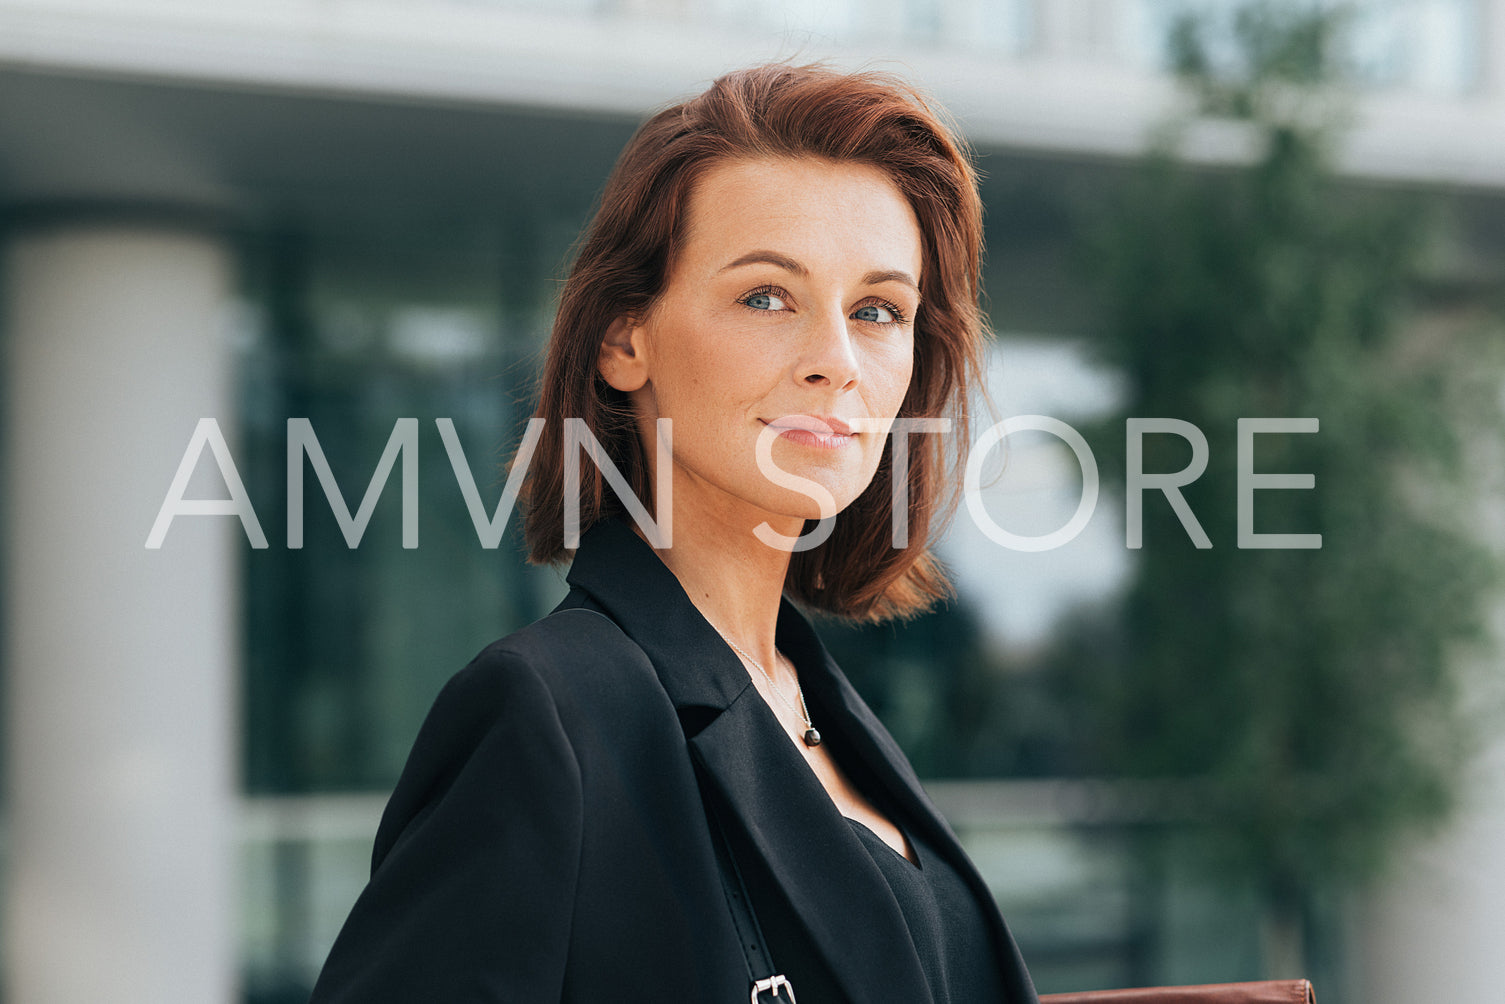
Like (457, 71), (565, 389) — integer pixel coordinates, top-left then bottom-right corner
(308, 645), (584, 1003)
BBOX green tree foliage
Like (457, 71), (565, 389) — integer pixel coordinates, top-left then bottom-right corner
(1063, 0), (1498, 954)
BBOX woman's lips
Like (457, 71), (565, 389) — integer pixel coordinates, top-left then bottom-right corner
(763, 415), (857, 449)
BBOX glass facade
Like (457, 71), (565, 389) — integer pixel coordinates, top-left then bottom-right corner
(237, 220), (561, 796)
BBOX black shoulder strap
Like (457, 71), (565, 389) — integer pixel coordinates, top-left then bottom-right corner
(698, 771), (799, 1004)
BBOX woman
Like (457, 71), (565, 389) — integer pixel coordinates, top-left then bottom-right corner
(311, 63), (1037, 1004)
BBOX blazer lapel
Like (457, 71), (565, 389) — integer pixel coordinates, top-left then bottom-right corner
(778, 604), (958, 860)
(687, 687), (934, 1003)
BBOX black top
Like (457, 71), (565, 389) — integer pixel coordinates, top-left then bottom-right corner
(847, 817), (1009, 1003)
(310, 516), (1038, 1004)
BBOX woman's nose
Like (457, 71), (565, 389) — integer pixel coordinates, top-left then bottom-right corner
(798, 308), (860, 390)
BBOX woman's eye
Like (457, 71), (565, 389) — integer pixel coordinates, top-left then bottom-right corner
(741, 290), (789, 311)
(853, 303), (899, 323)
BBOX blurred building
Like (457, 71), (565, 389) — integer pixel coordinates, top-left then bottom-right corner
(1, 1), (1502, 1002)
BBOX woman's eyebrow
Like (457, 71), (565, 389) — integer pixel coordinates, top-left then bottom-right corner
(718, 250), (808, 276)
(863, 269), (920, 293)
(718, 253), (919, 295)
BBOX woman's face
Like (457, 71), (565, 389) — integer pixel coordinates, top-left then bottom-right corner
(599, 156), (923, 538)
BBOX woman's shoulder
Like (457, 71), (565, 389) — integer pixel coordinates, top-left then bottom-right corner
(460, 602), (630, 685)
(372, 596), (678, 862)
(421, 594), (672, 747)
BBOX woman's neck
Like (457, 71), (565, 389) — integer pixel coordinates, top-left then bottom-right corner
(647, 489), (799, 670)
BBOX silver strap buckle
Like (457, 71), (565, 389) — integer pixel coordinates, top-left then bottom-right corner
(750, 974), (798, 1004)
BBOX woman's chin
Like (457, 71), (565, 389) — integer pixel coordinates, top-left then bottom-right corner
(759, 490), (865, 527)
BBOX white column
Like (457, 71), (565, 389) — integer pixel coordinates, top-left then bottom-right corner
(2, 224), (239, 1004)
(1483, 0), (1505, 96)
(1353, 413), (1505, 1002)
(1355, 733), (1505, 1002)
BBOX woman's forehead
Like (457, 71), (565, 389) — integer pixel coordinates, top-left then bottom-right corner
(677, 157), (923, 278)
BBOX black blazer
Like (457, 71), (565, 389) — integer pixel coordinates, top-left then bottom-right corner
(310, 518), (1037, 1003)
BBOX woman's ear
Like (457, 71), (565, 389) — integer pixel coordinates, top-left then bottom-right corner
(598, 316), (649, 392)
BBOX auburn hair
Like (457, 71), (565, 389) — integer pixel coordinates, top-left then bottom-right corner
(521, 62), (987, 621)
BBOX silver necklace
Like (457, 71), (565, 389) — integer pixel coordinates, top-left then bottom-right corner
(721, 635), (822, 747)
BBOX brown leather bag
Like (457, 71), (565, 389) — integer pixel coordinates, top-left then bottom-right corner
(1040, 979), (1315, 1003)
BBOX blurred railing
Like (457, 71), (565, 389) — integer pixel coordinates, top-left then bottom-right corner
(241, 795), (384, 1004)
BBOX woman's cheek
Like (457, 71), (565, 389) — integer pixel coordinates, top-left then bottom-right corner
(874, 348), (915, 412)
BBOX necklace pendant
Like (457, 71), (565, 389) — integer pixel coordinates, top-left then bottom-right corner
(802, 727), (822, 747)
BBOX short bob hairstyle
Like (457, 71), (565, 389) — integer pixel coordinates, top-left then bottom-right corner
(522, 62), (987, 622)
